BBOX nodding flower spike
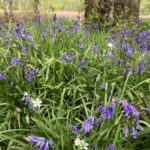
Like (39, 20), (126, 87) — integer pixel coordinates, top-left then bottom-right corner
(28, 135), (53, 150)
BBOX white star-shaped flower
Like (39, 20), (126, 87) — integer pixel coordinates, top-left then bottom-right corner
(32, 98), (42, 108)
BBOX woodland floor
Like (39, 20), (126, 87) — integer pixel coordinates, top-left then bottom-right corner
(0, 9), (150, 23)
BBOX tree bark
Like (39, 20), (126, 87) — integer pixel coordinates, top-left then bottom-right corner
(85, 0), (141, 26)
(9, 0), (13, 20)
(113, 0), (141, 20)
(98, 0), (113, 23)
(4, 0), (9, 22)
(84, 0), (99, 22)
(33, 0), (40, 18)
(85, 0), (113, 26)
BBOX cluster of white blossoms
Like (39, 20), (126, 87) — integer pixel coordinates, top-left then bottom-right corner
(74, 138), (89, 150)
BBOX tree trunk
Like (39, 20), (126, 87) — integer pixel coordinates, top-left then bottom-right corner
(113, 0), (141, 20)
(3, 0), (13, 23)
(85, 0), (141, 27)
(4, 0), (9, 22)
(98, 0), (113, 23)
(85, 0), (113, 26)
(9, 0), (13, 20)
(33, 0), (40, 18)
(84, 0), (99, 22)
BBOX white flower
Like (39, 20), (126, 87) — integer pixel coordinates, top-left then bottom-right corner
(83, 143), (89, 150)
(74, 138), (88, 150)
(74, 138), (81, 146)
(24, 92), (28, 96)
(108, 42), (114, 48)
(32, 98), (42, 108)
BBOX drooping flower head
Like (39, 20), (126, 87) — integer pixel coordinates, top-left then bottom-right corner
(28, 135), (53, 150)
(0, 73), (5, 80)
(100, 104), (115, 120)
(105, 144), (116, 150)
(21, 92), (30, 105)
(137, 56), (145, 73)
(82, 116), (94, 133)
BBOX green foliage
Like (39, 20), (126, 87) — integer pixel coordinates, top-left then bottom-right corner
(0, 17), (150, 150)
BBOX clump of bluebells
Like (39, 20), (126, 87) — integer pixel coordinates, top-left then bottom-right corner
(71, 97), (146, 149)
(0, 15), (150, 150)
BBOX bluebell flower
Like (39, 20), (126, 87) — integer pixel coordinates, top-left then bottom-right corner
(10, 58), (22, 65)
(137, 124), (144, 131)
(86, 24), (93, 34)
(134, 37), (140, 43)
(132, 126), (137, 138)
(122, 100), (131, 116)
(95, 119), (100, 126)
(28, 135), (53, 150)
(100, 104), (115, 120)
(61, 52), (75, 62)
(42, 32), (46, 39)
(19, 20), (24, 26)
(22, 45), (28, 54)
(3, 40), (9, 45)
(50, 32), (56, 44)
(130, 105), (139, 118)
(126, 47), (132, 57)
(97, 104), (105, 112)
(117, 59), (123, 65)
(112, 98), (121, 104)
(71, 125), (80, 134)
(140, 31), (148, 38)
(122, 100), (139, 122)
(21, 92), (30, 105)
(101, 83), (106, 89)
(52, 14), (57, 22)
(82, 116), (94, 133)
(14, 27), (22, 37)
(90, 43), (98, 55)
(112, 33), (119, 39)
(72, 22), (80, 32)
(77, 59), (85, 68)
(79, 43), (84, 50)
(0, 73), (5, 80)
(29, 105), (35, 110)
(125, 62), (130, 68)
(133, 19), (140, 25)
(124, 62), (131, 75)
(25, 74), (32, 82)
(132, 69), (137, 74)
(58, 24), (62, 32)
(137, 56), (145, 73)
(146, 107), (150, 112)
(28, 67), (36, 76)
(124, 127), (129, 137)
(105, 144), (116, 150)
